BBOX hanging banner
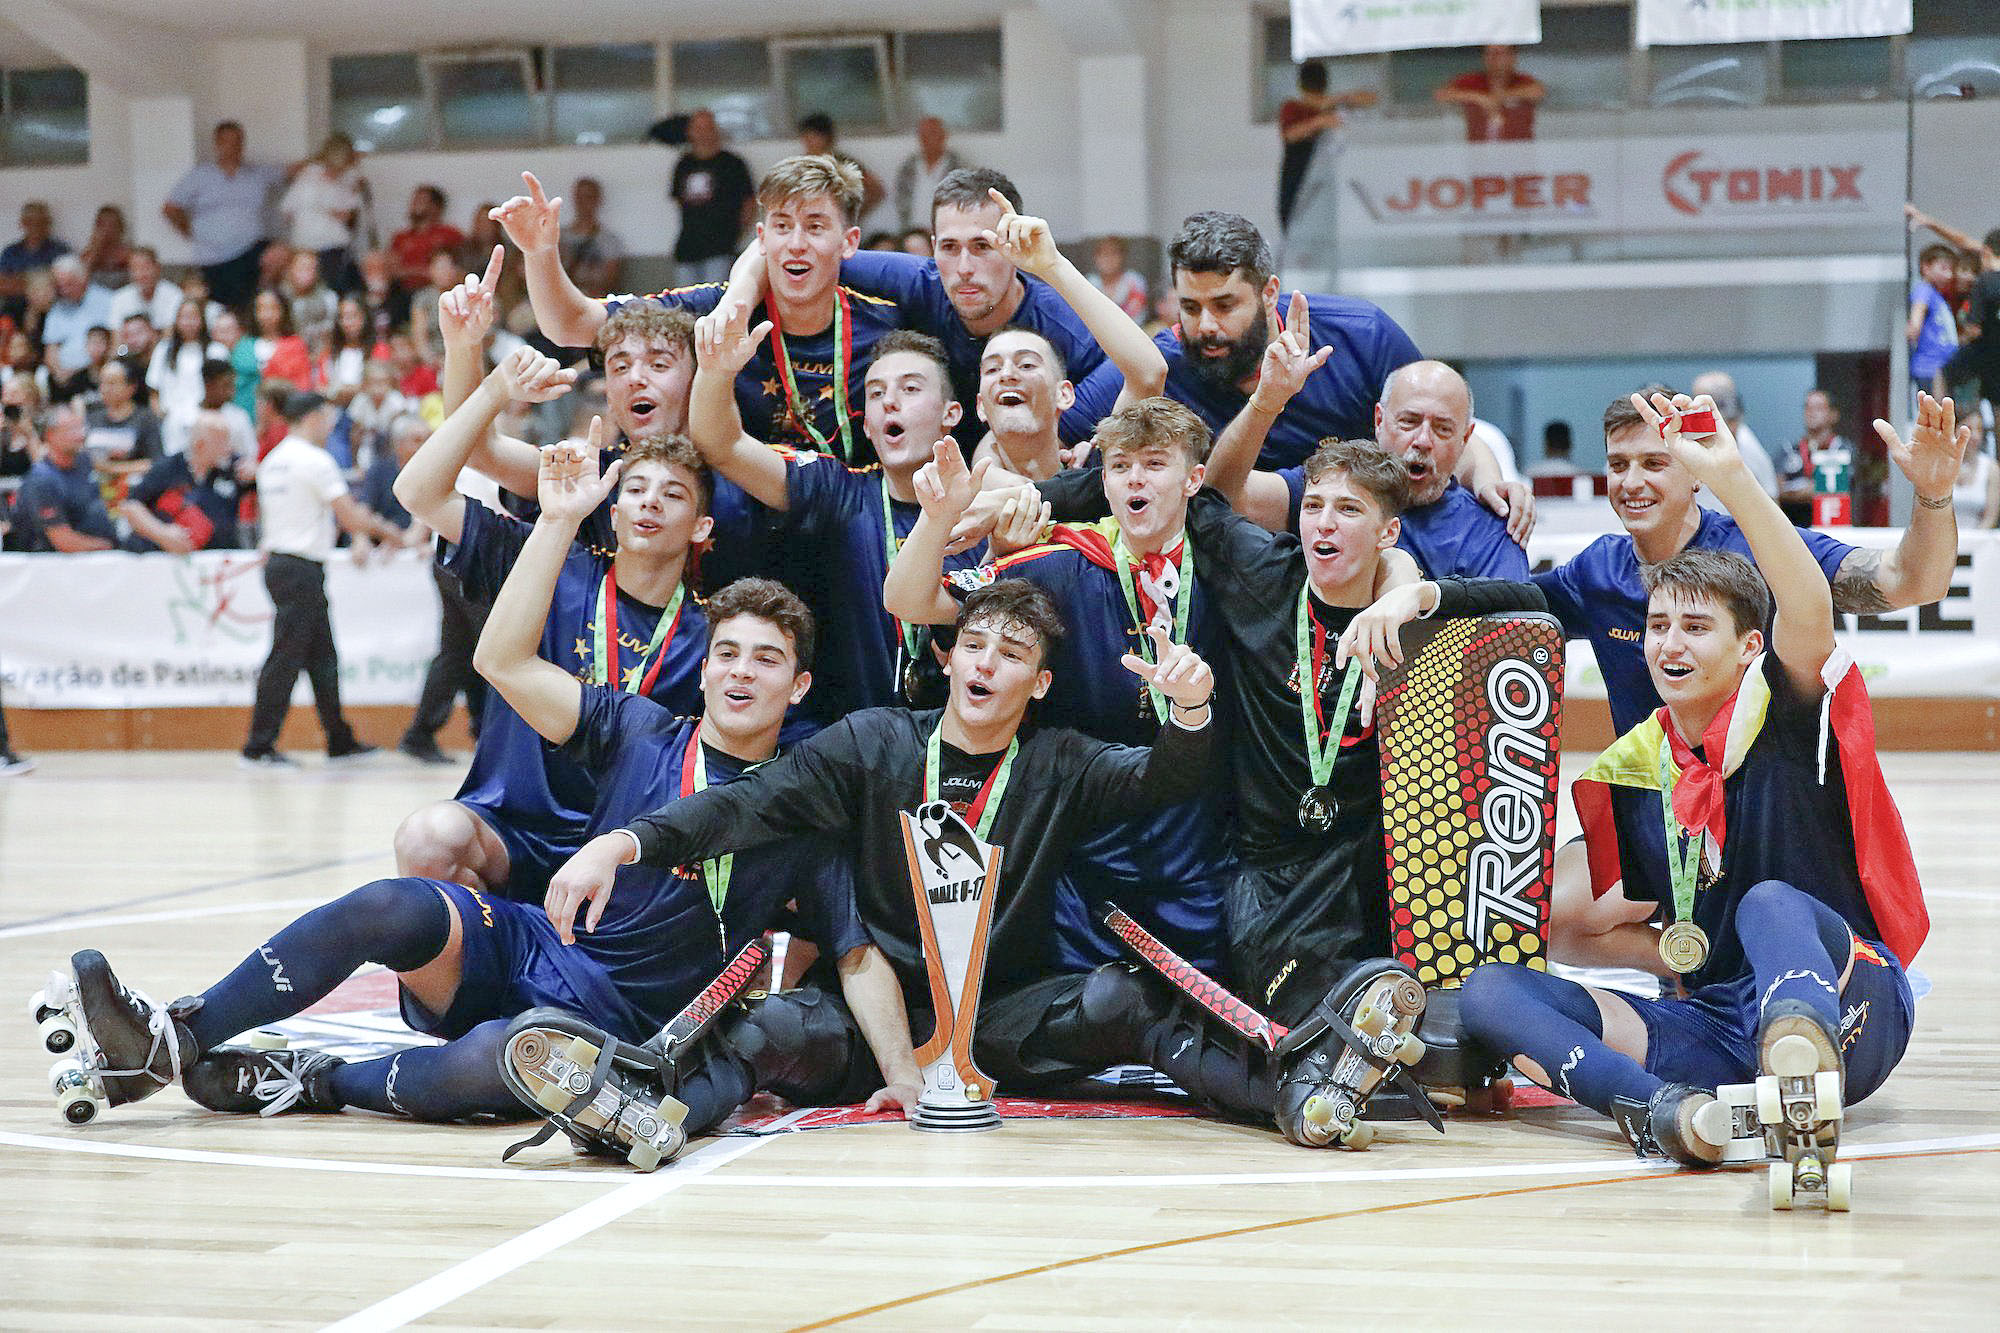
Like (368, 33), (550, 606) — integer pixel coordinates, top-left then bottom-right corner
(1292, 0), (1540, 60)
(1636, 0), (1911, 49)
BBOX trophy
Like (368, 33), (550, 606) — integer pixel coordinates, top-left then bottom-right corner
(898, 800), (1003, 1132)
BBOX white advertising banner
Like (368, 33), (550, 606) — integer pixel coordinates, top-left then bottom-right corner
(0, 550), (440, 709)
(1637, 0), (1911, 49)
(1339, 130), (1905, 236)
(1292, 0), (1540, 60)
(1528, 528), (2000, 700)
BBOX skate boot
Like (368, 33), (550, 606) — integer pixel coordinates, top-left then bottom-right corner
(185, 1046), (345, 1116)
(1750, 1001), (1850, 1211)
(498, 1008), (689, 1171)
(1608, 1083), (1746, 1169)
(44, 950), (198, 1125)
(1272, 959), (1438, 1149)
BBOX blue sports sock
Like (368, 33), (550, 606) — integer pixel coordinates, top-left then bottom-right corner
(187, 878), (451, 1052)
(1460, 963), (1658, 1115)
(1734, 879), (1847, 1034)
(330, 1019), (522, 1120)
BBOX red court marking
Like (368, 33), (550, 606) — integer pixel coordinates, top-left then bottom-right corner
(726, 1092), (1197, 1134)
(302, 970), (400, 1015)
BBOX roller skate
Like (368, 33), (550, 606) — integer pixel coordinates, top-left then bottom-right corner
(1736, 1002), (1850, 1212)
(184, 1040), (345, 1116)
(498, 1009), (689, 1171)
(1609, 1083), (1748, 1170)
(1273, 959), (1439, 1149)
(40, 950), (197, 1125)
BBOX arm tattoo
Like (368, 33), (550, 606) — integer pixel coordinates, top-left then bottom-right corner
(1830, 548), (1890, 615)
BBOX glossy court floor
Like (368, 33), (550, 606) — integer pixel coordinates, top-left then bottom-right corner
(1, 750), (1996, 1329)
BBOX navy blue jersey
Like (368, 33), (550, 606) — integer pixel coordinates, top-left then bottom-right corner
(943, 532), (1237, 970)
(1533, 508), (1855, 733)
(606, 283), (902, 466)
(1277, 471), (1528, 581)
(125, 453), (246, 551)
(778, 450), (984, 722)
(446, 500), (708, 874)
(562, 686), (867, 1031)
(17, 455), (116, 551)
(837, 250), (1109, 446)
(1068, 291), (1421, 470)
(1599, 656), (1878, 991)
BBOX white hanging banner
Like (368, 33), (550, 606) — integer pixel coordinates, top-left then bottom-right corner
(1636, 0), (1911, 49)
(1292, 0), (1540, 60)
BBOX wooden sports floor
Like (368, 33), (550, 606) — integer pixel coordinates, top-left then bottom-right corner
(2, 749), (1996, 1330)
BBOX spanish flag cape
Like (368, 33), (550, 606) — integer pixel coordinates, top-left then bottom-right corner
(977, 518), (1165, 580)
(1570, 649), (1928, 964)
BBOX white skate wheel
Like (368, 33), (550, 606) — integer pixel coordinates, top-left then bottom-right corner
(1769, 1033), (1819, 1079)
(1393, 1034), (1425, 1066)
(1826, 1162), (1853, 1212)
(39, 1012), (76, 1054)
(28, 988), (48, 1022)
(1352, 1003), (1390, 1038)
(1691, 1098), (1736, 1151)
(247, 1030), (288, 1051)
(1302, 1095), (1334, 1128)
(1813, 1071), (1842, 1122)
(1755, 1076), (1783, 1125)
(48, 1056), (82, 1094)
(1338, 1120), (1375, 1150)
(1768, 1161), (1794, 1210)
(57, 1087), (102, 1126)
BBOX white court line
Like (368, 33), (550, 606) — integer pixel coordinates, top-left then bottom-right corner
(321, 1130), (784, 1333)
(5, 1123), (1994, 1191)
(0, 895), (334, 941)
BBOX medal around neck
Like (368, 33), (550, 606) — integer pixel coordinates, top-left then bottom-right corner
(1297, 786), (1337, 832)
(1658, 919), (1710, 974)
(899, 800), (1004, 1132)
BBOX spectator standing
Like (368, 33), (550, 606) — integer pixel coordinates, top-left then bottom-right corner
(106, 247), (185, 332)
(281, 250), (338, 350)
(1780, 389), (1854, 524)
(0, 201), (69, 321)
(121, 409), (253, 552)
(78, 206), (133, 290)
(1689, 370), (1778, 508)
(1435, 44), (1545, 142)
(893, 116), (965, 231)
(389, 186), (464, 293)
(42, 256), (115, 374)
(1907, 206), (2000, 411)
(16, 402), (116, 552)
(84, 359), (165, 469)
(1278, 61), (1375, 233)
(664, 109), (755, 286)
(558, 177), (625, 298)
(240, 390), (402, 768)
(280, 133), (368, 290)
(1952, 408), (1998, 529)
(1087, 236), (1149, 322)
(163, 122), (287, 311)
(1910, 243), (1961, 399)
(797, 113), (887, 219)
(1526, 421), (1584, 478)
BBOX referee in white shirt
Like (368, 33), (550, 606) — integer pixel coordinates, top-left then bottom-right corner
(241, 390), (404, 768)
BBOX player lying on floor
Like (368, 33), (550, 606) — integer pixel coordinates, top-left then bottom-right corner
(497, 578), (1446, 1167)
(40, 439), (916, 1142)
(1456, 392), (1930, 1172)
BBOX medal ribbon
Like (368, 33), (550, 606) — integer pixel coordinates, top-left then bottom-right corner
(924, 723), (1018, 842)
(766, 289), (855, 461)
(1657, 736), (1705, 932)
(591, 570), (684, 695)
(881, 476), (929, 688)
(681, 733), (735, 954)
(1296, 586), (1362, 790)
(1112, 530), (1193, 725)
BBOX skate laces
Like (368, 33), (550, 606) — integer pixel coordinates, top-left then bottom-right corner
(247, 1053), (315, 1117)
(95, 980), (186, 1088)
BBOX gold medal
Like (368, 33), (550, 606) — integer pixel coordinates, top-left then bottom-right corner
(1658, 920), (1710, 974)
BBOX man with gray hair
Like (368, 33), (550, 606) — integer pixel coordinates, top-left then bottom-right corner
(41, 255), (115, 373)
(163, 122), (286, 311)
(121, 408), (252, 552)
(1689, 370), (1778, 509)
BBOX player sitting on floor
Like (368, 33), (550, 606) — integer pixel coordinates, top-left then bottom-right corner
(39, 440), (903, 1135)
(391, 349), (712, 900)
(1456, 392), (1930, 1174)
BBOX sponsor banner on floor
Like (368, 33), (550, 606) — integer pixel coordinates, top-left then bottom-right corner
(1528, 528), (2000, 699)
(1339, 130), (1905, 236)
(1292, 0), (1541, 59)
(1637, 0), (1911, 49)
(0, 549), (440, 709)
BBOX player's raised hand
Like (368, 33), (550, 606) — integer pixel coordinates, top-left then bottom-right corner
(1634, 391), (1743, 489)
(493, 344), (579, 404)
(437, 244), (503, 351)
(546, 831), (637, 945)
(913, 440), (989, 523)
(981, 188), (1061, 277)
(987, 486), (1052, 556)
(488, 172), (563, 256)
(1250, 291), (1332, 414)
(536, 420), (622, 526)
(1876, 391), (1971, 502)
(698, 296), (773, 377)
(1336, 581), (1437, 681)
(942, 482), (1020, 556)
(1121, 623), (1215, 711)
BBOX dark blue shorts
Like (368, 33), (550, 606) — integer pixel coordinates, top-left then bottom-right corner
(454, 799), (579, 901)
(399, 879), (651, 1046)
(1612, 935), (1914, 1105)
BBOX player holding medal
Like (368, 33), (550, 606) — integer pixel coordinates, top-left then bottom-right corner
(1456, 392), (1930, 1185)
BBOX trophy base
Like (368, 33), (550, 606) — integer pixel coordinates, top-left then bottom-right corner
(909, 1096), (1003, 1133)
